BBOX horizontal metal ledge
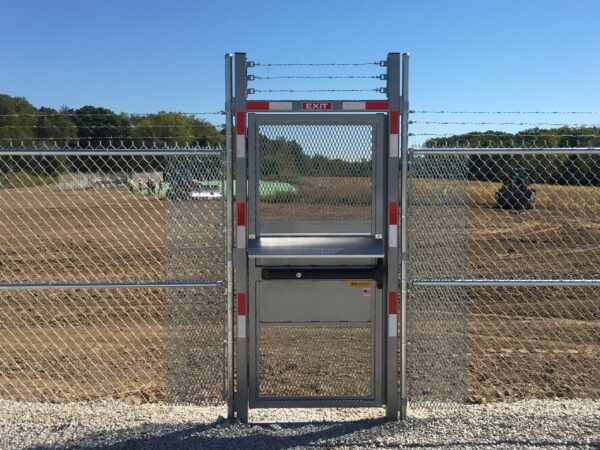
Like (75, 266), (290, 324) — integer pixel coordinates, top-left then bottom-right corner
(0, 148), (223, 156)
(411, 278), (600, 287)
(411, 147), (600, 156)
(248, 236), (385, 259)
(0, 280), (223, 290)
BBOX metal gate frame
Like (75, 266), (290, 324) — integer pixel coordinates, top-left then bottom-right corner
(247, 113), (385, 409)
(225, 52), (409, 422)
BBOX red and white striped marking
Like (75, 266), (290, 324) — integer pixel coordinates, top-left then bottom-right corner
(388, 291), (398, 337)
(236, 112), (246, 157)
(246, 101), (293, 111)
(237, 292), (246, 338)
(342, 101), (389, 111)
(389, 110), (399, 158)
(236, 202), (246, 248)
(389, 201), (398, 248)
(245, 100), (388, 112)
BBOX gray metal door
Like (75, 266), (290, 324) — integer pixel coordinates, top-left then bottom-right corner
(246, 114), (385, 408)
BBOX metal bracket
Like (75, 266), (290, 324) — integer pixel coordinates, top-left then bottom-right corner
(378, 60), (387, 67)
(378, 74), (388, 81)
(247, 75), (256, 81)
(247, 88), (256, 95)
(247, 61), (256, 68)
(378, 87), (388, 94)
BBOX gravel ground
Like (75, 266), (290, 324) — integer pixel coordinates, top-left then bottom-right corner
(1, 399), (598, 449)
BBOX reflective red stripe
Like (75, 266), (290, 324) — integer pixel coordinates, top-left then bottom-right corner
(246, 101), (269, 111)
(366, 101), (388, 110)
(390, 110), (399, 134)
(237, 202), (246, 226)
(237, 293), (246, 316)
(388, 291), (398, 315)
(236, 112), (245, 135)
(389, 201), (398, 225)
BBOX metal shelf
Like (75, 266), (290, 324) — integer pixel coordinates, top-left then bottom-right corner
(247, 236), (384, 259)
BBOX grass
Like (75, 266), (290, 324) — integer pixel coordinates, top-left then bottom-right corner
(0, 172), (55, 189)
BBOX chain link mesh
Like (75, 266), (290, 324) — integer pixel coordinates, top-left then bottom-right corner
(257, 123), (373, 223)
(408, 148), (600, 405)
(0, 148), (226, 404)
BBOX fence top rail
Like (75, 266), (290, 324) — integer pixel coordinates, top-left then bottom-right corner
(0, 148), (224, 156)
(0, 280), (224, 290)
(412, 278), (600, 287)
(411, 147), (600, 156)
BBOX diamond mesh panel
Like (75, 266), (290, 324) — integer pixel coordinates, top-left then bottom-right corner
(258, 325), (372, 398)
(408, 152), (600, 404)
(0, 153), (226, 404)
(256, 124), (373, 223)
(407, 155), (469, 405)
(165, 155), (225, 404)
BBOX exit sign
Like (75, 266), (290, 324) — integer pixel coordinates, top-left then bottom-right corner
(301, 102), (333, 111)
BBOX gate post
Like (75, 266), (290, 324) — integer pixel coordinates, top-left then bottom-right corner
(399, 52), (410, 420)
(224, 53), (235, 420)
(386, 53), (400, 419)
(234, 52), (249, 422)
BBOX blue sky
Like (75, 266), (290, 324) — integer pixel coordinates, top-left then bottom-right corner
(2, 0), (599, 139)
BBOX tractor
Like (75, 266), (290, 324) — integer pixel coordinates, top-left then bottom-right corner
(495, 170), (536, 210)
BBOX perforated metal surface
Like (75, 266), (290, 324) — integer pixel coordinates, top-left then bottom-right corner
(256, 123), (374, 224)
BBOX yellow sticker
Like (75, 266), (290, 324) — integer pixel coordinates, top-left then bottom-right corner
(348, 281), (371, 288)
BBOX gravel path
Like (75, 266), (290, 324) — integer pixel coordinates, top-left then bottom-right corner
(1, 399), (598, 449)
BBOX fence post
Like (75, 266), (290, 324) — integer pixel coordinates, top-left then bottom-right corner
(224, 53), (235, 420)
(386, 52), (401, 420)
(399, 52), (410, 420)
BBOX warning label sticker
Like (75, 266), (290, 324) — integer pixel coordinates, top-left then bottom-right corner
(348, 281), (371, 288)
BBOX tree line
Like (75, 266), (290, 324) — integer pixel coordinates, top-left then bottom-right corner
(424, 128), (600, 186)
(0, 94), (223, 176)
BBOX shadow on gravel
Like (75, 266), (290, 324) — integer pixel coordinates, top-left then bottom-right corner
(49, 418), (388, 450)
(27, 419), (600, 449)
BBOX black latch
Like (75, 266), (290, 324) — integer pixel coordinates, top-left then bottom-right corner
(261, 259), (385, 289)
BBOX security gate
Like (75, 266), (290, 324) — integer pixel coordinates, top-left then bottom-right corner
(229, 52), (408, 421)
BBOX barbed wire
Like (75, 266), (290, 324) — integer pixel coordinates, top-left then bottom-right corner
(252, 62), (382, 67)
(410, 121), (600, 126)
(0, 135), (225, 141)
(409, 133), (600, 137)
(0, 112), (225, 118)
(411, 110), (600, 115)
(0, 124), (227, 129)
(251, 75), (382, 80)
(250, 88), (381, 93)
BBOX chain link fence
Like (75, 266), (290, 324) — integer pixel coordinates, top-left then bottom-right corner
(0, 143), (227, 404)
(407, 145), (600, 405)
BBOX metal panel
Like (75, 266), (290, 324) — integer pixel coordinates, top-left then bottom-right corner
(258, 280), (372, 323)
